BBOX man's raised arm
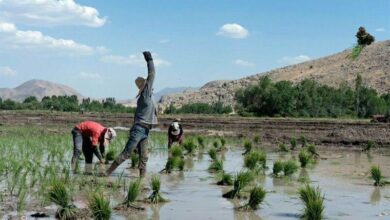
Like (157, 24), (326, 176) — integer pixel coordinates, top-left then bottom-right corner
(143, 51), (155, 88)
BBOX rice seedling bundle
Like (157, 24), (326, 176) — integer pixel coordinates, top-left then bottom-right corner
(298, 185), (325, 220)
(89, 193), (111, 220)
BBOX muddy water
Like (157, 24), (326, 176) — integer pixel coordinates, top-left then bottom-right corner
(104, 146), (390, 220)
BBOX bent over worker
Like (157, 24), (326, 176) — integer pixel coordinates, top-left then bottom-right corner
(106, 51), (157, 177)
(71, 120), (116, 173)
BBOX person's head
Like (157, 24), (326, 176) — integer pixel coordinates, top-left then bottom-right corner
(359, 26), (366, 33)
(135, 77), (146, 90)
(170, 122), (180, 136)
(103, 128), (117, 147)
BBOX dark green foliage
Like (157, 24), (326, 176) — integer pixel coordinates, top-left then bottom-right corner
(236, 76), (390, 118)
(242, 140), (252, 155)
(244, 150), (266, 171)
(183, 139), (197, 155)
(124, 180), (141, 206)
(240, 186), (266, 210)
(197, 136), (205, 148)
(164, 102), (232, 114)
(208, 148), (217, 160)
(278, 143), (289, 152)
(147, 175), (167, 203)
(208, 159), (224, 173)
(170, 146), (183, 158)
(48, 180), (77, 220)
(105, 149), (116, 161)
(299, 185), (325, 220)
(253, 135), (261, 145)
(356, 26), (375, 46)
(299, 150), (311, 168)
(0, 95), (135, 113)
(220, 137), (226, 147)
(350, 44), (364, 59)
(223, 171), (254, 199)
(283, 160), (298, 176)
(307, 144), (319, 157)
(272, 160), (284, 176)
(89, 193), (111, 220)
(299, 135), (307, 147)
(177, 158), (185, 171)
(131, 153), (139, 168)
(370, 165), (383, 186)
(290, 137), (297, 150)
(213, 141), (219, 149)
(163, 157), (185, 173)
(217, 172), (233, 186)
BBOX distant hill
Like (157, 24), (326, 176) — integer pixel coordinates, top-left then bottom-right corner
(0, 79), (83, 102)
(159, 40), (390, 108)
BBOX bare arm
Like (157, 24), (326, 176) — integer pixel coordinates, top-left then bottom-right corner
(143, 51), (155, 92)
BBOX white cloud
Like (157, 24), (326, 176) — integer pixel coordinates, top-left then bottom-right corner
(375, 28), (385, 32)
(217, 23), (249, 39)
(234, 59), (255, 67)
(0, 66), (17, 77)
(79, 72), (101, 79)
(101, 53), (171, 67)
(280, 55), (311, 65)
(0, 0), (106, 27)
(0, 21), (101, 55)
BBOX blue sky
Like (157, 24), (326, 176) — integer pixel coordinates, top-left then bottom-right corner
(0, 0), (389, 99)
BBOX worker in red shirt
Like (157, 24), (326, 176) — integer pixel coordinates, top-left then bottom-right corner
(168, 120), (184, 148)
(71, 121), (116, 173)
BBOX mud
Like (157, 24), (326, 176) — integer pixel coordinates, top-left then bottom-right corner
(1, 111), (389, 146)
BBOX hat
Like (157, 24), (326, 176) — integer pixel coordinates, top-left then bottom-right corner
(170, 122), (180, 136)
(105, 128), (117, 140)
(135, 77), (146, 90)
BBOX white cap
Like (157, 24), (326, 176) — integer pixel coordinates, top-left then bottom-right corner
(105, 128), (117, 140)
(171, 122), (180, 136)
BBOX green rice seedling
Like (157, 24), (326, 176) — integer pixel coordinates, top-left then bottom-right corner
(217, 172), (233, 186)
(48, 180), (77, 220)
(370, 165), (383, 186)
(123, 179), (143, 210)
(242, 140), (252, 155)
(183, 139), (197, 155)
(239, 186), (266, 210)
(220, 137), (226, 147)
(223, 171), (254, 199)
(208, 159), (224, 173)
(299, 135), (307, 147)
(105, 149), (116, 161)
(208, 148), (217, 160)
(170, 145), (183, 158)
(298, 185), (325, 220)
(244, 150), (266, 171)
(162, 157), (175, 173)
(89, 193), (111, 220)
(283, 160), (298, 176)
(147, 175), (167, 203)
(197, 136), (205, 148)
(299, 150), (311, 168)
(213, 141), (219, 149)
(17, 188), (27, 213)
(272, 160), (284, 176)
(290, 137), (297, 150)
(307, 144), (319, 158)
(253, 135), (261, 145)
(177, 158), (185, 171)
(362, 140), (375, 152)
(278, 143), (289, 152)
(131, 153), (139, 169)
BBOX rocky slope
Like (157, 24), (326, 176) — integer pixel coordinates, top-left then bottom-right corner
(0, 79), (83, 102)
(159, 40), (390, 109)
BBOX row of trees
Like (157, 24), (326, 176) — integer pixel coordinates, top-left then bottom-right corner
(164, 102), (233, 114)
(0, 95), (135, 113)
(236, 75), (390, 118)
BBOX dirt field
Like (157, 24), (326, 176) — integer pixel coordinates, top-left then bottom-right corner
(1, 110), (389, 147)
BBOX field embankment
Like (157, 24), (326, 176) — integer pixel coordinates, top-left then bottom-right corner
(1, 111), (389, 147)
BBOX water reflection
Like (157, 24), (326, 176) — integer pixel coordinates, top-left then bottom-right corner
(370, 187), (381, 205)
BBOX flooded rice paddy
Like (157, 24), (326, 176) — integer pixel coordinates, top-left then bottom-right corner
(0, 127), (390, 220)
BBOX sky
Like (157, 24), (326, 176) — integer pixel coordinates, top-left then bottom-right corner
(0, 0), (389, 100)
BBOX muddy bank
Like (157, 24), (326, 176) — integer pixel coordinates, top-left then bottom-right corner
(1, 111), (389, 147)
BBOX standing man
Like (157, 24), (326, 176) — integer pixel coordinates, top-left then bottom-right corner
(168, 120), (184, 148)
(106, 51), (157, 177)
(71, 120), (117, 173)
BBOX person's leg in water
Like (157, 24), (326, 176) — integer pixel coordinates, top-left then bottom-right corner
(82, 137), (94, 175)
(71, 127), (83, 173)
(106, 124), (149, 175)
(138, 138), (149, 178)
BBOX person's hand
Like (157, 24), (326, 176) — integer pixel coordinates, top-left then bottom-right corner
(143, 51), (153, 61)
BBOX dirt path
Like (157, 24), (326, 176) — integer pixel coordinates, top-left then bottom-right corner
(1, 111), (389, 146)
